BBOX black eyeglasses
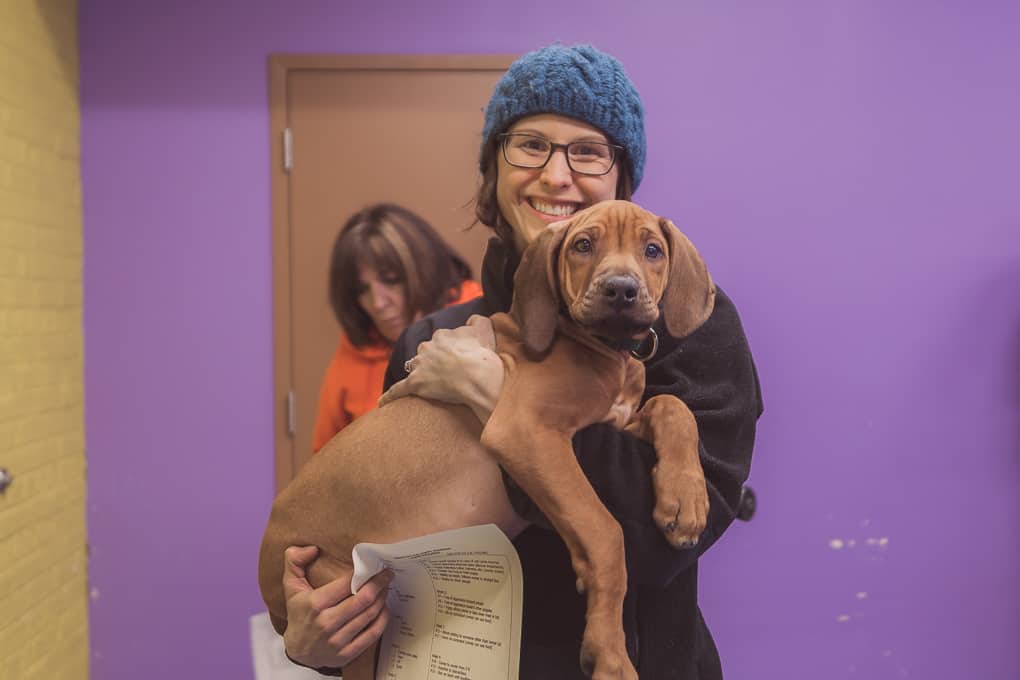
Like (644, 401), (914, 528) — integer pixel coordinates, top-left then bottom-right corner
(498, 133), (623, 176)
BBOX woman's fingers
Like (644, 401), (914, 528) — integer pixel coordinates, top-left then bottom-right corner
(332, 599), (391, 665)
(307, 571), (357, 615)
(283, 566), (393, 668)
(282, 545), (318, 599)
(283, 545), (356, 614)
(465, 315), (497, 347)
(323, 569), (392, 627)
(378, 318), (503, 419)
(324, 576), (391, 647)
(378, 375), (413, 406)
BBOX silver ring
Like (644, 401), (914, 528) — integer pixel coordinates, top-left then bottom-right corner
(630, 328), (659, 362)
(403, 359), (414, 374)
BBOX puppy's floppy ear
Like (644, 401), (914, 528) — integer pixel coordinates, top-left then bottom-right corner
(511, 221), (571, 357)
(659, 218), (716, 339)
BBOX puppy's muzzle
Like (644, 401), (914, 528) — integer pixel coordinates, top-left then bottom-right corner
(600, 275), (640, 311)
(587, 272), (657, 334)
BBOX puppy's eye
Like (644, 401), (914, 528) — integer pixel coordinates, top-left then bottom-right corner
(573, 238), (593, 253)
(645, 243), (664, 259)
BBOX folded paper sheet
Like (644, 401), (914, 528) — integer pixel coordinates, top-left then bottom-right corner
(352, 524), (523, 680)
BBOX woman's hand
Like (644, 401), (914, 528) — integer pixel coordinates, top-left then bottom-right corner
(378, 315), (504, 424)
(281, 545), (392, 670)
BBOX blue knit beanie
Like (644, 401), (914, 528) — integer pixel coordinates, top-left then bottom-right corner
(482, 44), (646, 190)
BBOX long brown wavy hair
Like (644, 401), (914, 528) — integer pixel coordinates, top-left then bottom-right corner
(329, 204), (472, 346)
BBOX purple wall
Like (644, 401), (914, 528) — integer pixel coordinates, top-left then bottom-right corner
(80, 1), (1019, 678)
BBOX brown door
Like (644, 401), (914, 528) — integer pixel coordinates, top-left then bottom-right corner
(269, 56), (512, 491)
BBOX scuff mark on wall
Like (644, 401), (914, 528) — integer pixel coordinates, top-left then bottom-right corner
(827, 535), (890, 550)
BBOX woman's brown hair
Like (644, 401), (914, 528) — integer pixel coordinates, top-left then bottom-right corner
(329, 204), (472, 347)
(473, 135), (634, 246)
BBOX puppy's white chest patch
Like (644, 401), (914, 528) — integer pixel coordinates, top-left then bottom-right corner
(601, 399), (634, 429)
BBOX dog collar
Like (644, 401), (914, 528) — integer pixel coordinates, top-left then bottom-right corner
(595, 328), (659, 362)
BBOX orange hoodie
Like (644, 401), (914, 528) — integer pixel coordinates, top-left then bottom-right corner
(312, 280), (483, 453)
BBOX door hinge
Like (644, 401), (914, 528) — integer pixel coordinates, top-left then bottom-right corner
(286, 390), (296, 436)
(282, 127), (293, 173)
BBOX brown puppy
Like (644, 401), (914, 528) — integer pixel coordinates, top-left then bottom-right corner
(258, 200), (714, 680)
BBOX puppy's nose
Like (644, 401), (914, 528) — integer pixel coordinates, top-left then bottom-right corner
(602, 275), (639, 308)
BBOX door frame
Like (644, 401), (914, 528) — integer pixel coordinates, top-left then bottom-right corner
(268, 54), (514, 492)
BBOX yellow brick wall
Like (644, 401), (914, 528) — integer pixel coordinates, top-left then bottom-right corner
(0, 1), (89, 679)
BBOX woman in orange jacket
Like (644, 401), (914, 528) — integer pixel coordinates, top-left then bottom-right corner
(312, 203), (482, 452)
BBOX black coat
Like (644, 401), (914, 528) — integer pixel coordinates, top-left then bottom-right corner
(384, 238), (764, 679)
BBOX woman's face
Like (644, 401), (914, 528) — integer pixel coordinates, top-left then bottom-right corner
(357, 265), (409, 343)
(496, 113), (620, 252)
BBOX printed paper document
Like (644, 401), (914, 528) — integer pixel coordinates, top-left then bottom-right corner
(351, 524), (522, 680)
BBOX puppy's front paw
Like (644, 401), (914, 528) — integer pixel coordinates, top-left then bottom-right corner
(652, 465), (709, 548)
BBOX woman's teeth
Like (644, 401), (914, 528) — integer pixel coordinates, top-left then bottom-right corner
(529, 199), (577, 217)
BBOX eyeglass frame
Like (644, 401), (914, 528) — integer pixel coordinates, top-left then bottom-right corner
(496, 133), (625, 177)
